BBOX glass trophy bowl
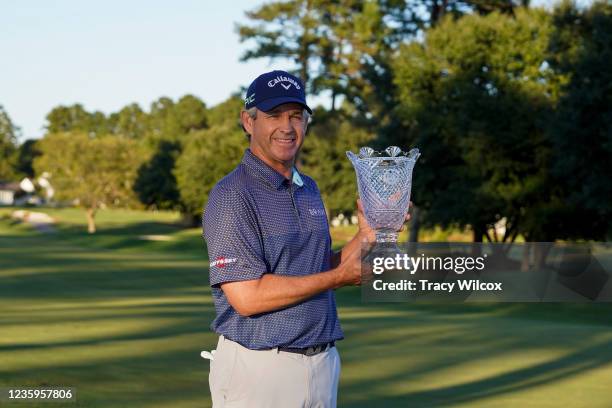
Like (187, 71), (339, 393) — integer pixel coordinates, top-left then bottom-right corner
(347, 146), (420, 243)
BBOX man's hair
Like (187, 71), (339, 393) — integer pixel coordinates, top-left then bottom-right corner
(241, 107), (311, 141)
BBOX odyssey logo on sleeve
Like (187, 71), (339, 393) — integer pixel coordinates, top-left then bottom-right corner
(210, 257), (238, 268)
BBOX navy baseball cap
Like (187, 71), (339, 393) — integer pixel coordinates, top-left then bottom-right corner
(244, 70), (312, 114)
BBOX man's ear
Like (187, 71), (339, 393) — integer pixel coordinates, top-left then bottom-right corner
(241, 110), (254, 135)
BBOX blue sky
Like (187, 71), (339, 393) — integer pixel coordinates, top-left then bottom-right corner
(0, 0), (587, 141)
(0, 0), (280, 140)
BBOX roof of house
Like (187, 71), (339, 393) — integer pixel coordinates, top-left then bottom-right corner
(0, 182), (21, 192)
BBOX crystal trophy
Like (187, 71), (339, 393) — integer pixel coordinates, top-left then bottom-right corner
(347, 146), (420, 243)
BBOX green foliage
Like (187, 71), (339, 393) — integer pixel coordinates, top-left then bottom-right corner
(300, 108), (375, 216)
(0, 105), (20, 181)
(133, 141), (182, 210)
(205, 94), (243, 128)
(146, 95), (208, 145)
(41, 95), (209, 212)
(23, 0), (610, 242)
(33, 132), (146, 210)
(238, 0), (416, 114)
(175, 126), (247, 216)
(238, 1), (528, 121)
(393, 8), (556, 240)
(45, 104), (110, 136)
(545, 0), (612, 239)
(107, 103), (149, 139)
(13, 139), (41, 178)
(238, 0), (320, 86)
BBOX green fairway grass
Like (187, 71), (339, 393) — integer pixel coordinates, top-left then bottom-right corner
(0, 208), (611, 407)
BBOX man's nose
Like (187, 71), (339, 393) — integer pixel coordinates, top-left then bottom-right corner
(278, 114), (294, 133)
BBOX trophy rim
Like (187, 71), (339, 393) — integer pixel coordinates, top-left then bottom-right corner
(354, 156), (418, 162)
(347, 147), (421, 161)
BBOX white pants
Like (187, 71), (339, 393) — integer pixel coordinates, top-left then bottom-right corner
(209, 335), (341, 408)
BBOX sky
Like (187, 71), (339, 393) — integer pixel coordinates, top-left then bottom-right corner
(0, 0), (590, 142)
(0, 0), (279, 141)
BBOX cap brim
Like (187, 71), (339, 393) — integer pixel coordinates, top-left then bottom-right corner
(256, 97), (312, 114)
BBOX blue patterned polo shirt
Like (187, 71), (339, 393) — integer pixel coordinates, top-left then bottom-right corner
(203, 149), (344, 350)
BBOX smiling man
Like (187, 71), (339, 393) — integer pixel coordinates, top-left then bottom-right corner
(203, 70), (376, 408)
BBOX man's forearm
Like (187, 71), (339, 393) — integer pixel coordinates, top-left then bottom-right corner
(222, 267), (345, 317)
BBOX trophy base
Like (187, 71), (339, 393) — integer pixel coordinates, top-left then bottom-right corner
(375, 231), (399, 243)
(368, 231), (403, 263)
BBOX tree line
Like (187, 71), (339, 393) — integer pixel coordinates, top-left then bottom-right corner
(0, 0), (610, 241)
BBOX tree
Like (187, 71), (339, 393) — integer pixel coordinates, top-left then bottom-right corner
(14, 139), (41, 178)
(45, 104), (110, 136)
(0, 105), (20, 181)
(544, 0), (612, 240)
(42, 96), (209, 215)
(238, 0), (418, 114)
(174, 95), (208, 133)
(238, 1), (531, 118)
(107, 103), (148, 139)
(175, 125), (247, 217)
(133, 140), (182, 210)
(205, 94), (243, 128)
(237, 0), (321, 89)
(300, 107), (375, 217)
(146, 95), (207, 145)
(393, 8), (557, 242)
(34, 132), (146, 233)
(141, 95), (208, 213)
(174, 94), (246, 222)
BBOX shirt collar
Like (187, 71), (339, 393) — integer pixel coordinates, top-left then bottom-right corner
(292, 168), (304, 187)
(242, 149), (304, 190)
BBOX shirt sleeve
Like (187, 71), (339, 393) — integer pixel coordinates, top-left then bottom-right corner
(203, 185), (268, 287)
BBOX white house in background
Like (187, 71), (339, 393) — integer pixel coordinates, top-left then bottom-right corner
(37, 173), (54, 200)
(20, 177), (35, 193)
(0, 182), (20, 205)
(0, 176), (55, 206)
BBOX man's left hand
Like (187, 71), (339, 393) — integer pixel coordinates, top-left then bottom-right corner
(356, 199), (413, 243)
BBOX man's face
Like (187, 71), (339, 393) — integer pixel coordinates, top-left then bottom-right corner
(242, 103), (308, 168)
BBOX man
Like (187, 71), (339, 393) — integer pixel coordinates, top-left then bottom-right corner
(203, 70), (405, 407)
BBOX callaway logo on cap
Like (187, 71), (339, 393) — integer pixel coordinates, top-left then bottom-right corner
(244, 70), (312, 114)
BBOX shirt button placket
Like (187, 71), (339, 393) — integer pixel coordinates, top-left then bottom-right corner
(288, 183), (301, 229)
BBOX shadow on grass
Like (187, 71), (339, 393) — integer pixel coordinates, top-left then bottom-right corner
(2, 219), (612, 407)
(340, 336), (612, 408)
(0, 300), (213, 352)
(336, 287), (612, 327)
(0, 339), (215, 408)
(335, 288), (612, 406)
(0, 256), (209, 300)
(52, 221), (206, 255)
(0, 217), (206, 256)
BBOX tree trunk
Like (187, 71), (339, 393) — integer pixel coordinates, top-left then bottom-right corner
(430, 0), (449, 26)
(472, 224), (484, 256)
(521, 242), (532, 272)
(473, 224), (484, 243)
(86, 208), (97, 234)
(180, 212), (200, 227)
(534, 242), (553, 270)
(331, 89), (337, 112)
